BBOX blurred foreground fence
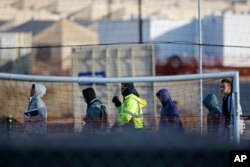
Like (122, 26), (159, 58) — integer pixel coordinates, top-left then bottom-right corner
(0, 116), (250, 167)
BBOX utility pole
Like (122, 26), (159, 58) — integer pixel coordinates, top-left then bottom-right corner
(107, 0), (112, 19)
(198, 0), (203, 137)
(138, 0), (142, 43)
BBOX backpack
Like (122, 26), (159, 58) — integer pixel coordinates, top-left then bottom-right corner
(97, 101), (109, 131)
(99, 104), (108, 124)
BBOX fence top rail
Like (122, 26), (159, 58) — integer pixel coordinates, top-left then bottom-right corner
(0, 71), (238, 83)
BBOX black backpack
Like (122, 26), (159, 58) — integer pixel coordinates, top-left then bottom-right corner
(97, 101), (109, 131)
(99, 104), (108, 124)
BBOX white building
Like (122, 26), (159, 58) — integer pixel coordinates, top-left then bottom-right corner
(99, 13), (250, 67)
(99, 19), (195, 60)
(0, 32), (32, 73)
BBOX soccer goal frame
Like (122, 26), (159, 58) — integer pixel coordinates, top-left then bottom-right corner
(0, 71), (240, 144)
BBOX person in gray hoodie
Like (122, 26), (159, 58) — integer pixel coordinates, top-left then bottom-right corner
(202, 94), (221, 137)
(23, 83), (47, 135)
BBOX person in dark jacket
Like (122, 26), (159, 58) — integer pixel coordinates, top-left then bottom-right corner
(156, 89), (184, 134)
(220, 78), (245, 141)
(203, 94), (221, 137)
(82, 87), (108, 133)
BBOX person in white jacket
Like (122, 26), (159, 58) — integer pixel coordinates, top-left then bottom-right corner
(23, 83), (47, 135)
(220, 78), (245, 142)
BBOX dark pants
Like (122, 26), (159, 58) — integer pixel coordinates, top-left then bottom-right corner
(207, 114), (220, 136)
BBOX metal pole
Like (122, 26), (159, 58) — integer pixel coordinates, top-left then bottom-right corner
(107, 0), (112, 19)
(233, 72), (240, 144)
(0, 71), (238, 83)
(138, 0), (142, 43)
(198, 0), (203, 136)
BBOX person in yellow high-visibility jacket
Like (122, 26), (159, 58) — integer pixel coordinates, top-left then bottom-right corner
(112, 83), (147, 129)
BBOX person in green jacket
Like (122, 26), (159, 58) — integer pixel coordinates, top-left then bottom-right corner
(202, 94), (221, 136)
(112, 83), (147, 130)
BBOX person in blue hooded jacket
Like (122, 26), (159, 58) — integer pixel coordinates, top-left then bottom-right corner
(156, 89), (184, 133)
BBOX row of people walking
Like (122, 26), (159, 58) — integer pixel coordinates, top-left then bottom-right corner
(82, 82), (184, 133)
(23, 79), (245, 142)
(203, 78), (245, 141)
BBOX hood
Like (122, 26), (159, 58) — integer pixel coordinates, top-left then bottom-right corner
(82, 87), (96, 104)
(121, 83), (140, 97)
(126, 94), (147, 108)
(156, 89), (171, 105)
(128, 88), (140, 97)
(202, 94), (219, 111)
(156, 89), (180, 117)
(33, 83), (46, 98)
